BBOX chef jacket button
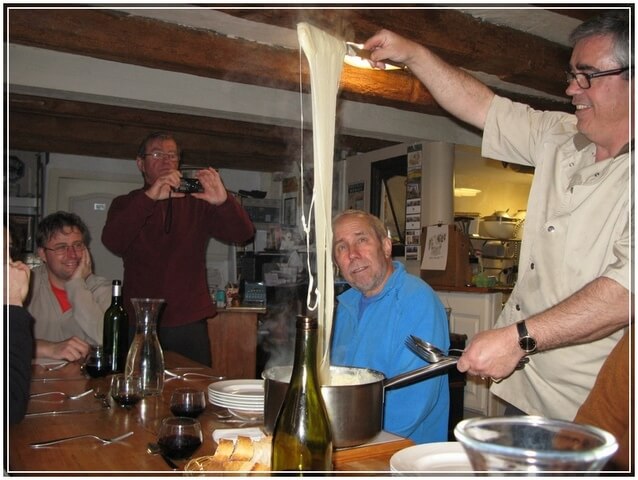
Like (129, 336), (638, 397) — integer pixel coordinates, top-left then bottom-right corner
(530, 263), (535, 270)
(515, 304), (521, 311)
(570, 187), (574, 193)
(547, 225), (555, 232)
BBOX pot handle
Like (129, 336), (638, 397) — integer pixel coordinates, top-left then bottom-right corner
(383, 358), (458, 390)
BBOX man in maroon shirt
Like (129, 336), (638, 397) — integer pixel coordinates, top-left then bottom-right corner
(102, 132), (254, 365)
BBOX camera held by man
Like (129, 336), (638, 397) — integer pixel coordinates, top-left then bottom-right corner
(174, 170), (204, 193)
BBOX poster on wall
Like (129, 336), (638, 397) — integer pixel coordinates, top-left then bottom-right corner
(405, 144), (423, 260)
(347, 181), (365, 210)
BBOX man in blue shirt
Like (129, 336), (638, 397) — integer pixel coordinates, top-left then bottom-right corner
(330, 210), (449, 444)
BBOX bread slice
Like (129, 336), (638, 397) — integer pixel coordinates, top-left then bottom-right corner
(230, 436), (255, 461)
(185, 434), (273, 472)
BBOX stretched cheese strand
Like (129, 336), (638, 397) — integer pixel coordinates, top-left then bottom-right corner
(297, 23), (345, 381)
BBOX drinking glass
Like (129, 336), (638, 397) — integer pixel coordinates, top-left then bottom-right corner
(157, 416), (203, 460)
(84, 345), (109, 378)
(454, 416), (618, 473)
(170, 388), (206, 418)
(110, 373), (142, 408)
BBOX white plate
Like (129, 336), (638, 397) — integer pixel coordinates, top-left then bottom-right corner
(209, 398), (264, 410)
(210, 401), (264, 413)
(390, 442), (473, 473)
(209, 379), (264, 398)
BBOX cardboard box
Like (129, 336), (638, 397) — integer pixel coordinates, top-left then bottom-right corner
(420, 224), (472, 288)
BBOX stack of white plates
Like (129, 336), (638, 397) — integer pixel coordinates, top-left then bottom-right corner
(208, 380), (264, 413)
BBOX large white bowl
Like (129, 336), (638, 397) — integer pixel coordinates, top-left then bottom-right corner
(481, 218), (519, 239)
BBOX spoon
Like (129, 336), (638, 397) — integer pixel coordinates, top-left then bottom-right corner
(147, 442), (179, 470)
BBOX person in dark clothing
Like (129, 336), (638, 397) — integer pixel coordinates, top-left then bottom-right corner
(102, 132), (254, 365)
(5, 232), (34, 424)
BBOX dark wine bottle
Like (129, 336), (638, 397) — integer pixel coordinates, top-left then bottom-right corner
(271, 315), (333, 472)
(102, 280), (128, 373)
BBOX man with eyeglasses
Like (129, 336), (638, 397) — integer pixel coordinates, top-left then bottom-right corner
(363, 10), (631, 422)
(27, 211), (112, 362)
(102, 131), (254, 366)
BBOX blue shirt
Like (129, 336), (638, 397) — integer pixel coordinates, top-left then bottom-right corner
(331, 261), (450, 444)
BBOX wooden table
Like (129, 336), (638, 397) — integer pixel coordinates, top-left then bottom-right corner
(207, 306), (266, 379)
(8, 351), (412, 474)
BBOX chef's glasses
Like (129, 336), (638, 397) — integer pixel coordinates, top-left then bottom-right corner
(565, 66), (630, 89)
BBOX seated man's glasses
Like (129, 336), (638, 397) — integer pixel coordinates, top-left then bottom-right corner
(43, 241), (86, 256)
(565, 66), (630, 89)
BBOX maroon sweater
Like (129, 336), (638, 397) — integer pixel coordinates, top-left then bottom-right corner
(102, 189), (254, 328)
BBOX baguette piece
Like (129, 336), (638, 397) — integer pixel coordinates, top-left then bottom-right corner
(185, 435), (272, 472)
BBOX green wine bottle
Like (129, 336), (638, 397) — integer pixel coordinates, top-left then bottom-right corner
(102, 280), (128, 373)
(271, 315), (333, 472)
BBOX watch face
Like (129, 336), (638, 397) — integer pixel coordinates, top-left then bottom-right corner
(519, 336), (537, 353)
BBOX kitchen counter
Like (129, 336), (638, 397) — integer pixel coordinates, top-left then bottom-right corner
(208, 305), (267, 379)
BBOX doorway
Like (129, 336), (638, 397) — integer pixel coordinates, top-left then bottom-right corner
(370, 156), (407, 257)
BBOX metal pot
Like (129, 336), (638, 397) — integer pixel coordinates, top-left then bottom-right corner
(263, 359), (456, 448)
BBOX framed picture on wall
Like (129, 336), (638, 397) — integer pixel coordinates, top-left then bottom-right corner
(9, 214), (36, 254)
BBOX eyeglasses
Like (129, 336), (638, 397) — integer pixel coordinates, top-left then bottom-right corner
(43, 241), (86, 256)
(565, 66), (630, 89)
(142, 151), (180, 161)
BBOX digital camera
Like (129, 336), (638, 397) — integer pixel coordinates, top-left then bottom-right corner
(175, 177), (204, 194)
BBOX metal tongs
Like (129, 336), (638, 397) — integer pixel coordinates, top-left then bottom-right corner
(345, 42), (409, 71)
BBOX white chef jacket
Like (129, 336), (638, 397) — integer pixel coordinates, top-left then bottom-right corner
(483, 95), (631, 420)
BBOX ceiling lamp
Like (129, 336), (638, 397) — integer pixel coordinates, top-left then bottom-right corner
(454, 188), (482, 197)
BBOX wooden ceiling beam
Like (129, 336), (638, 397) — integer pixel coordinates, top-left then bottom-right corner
(8, 8), (572, 116)
(8, 94), (396, 172)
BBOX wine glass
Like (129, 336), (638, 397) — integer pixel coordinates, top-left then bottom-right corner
(110, 374), (142, 408)
(169, 388), (206, 418)
(84, 345), (109, 378)
(157, 416), (203, 460)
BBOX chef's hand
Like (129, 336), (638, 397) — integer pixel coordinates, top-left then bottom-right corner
(363, 29), (422, 69)
(192, 167), (228, 205)
(456, 325), (525, 380)
(37, 337), (91, 362)
(144, 170), (186, 201)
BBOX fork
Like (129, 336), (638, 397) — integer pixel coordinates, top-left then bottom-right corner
(164, 369), (225, 381)
(30, 388), (94, 401)
(30, 431), (134, 448)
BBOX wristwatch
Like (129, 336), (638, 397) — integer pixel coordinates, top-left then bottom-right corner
(516, 320), (537, 354)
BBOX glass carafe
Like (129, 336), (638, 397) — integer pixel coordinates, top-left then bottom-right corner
(125, 298), (165, 396)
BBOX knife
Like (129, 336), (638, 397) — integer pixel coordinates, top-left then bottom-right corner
(25, 406), (108, 417)
(160, 453), (179, 470)
(345, 42), (409, 71)
(31, 376), (89, 382)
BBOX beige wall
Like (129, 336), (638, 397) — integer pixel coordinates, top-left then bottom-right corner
(453, 145), (532, 217)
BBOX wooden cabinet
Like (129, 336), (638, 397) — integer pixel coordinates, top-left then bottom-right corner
(207, 307), (266, 379)
(435, 289), (503, 416)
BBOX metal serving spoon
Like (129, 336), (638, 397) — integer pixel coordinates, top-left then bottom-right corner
(406, 335), (529, 370)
